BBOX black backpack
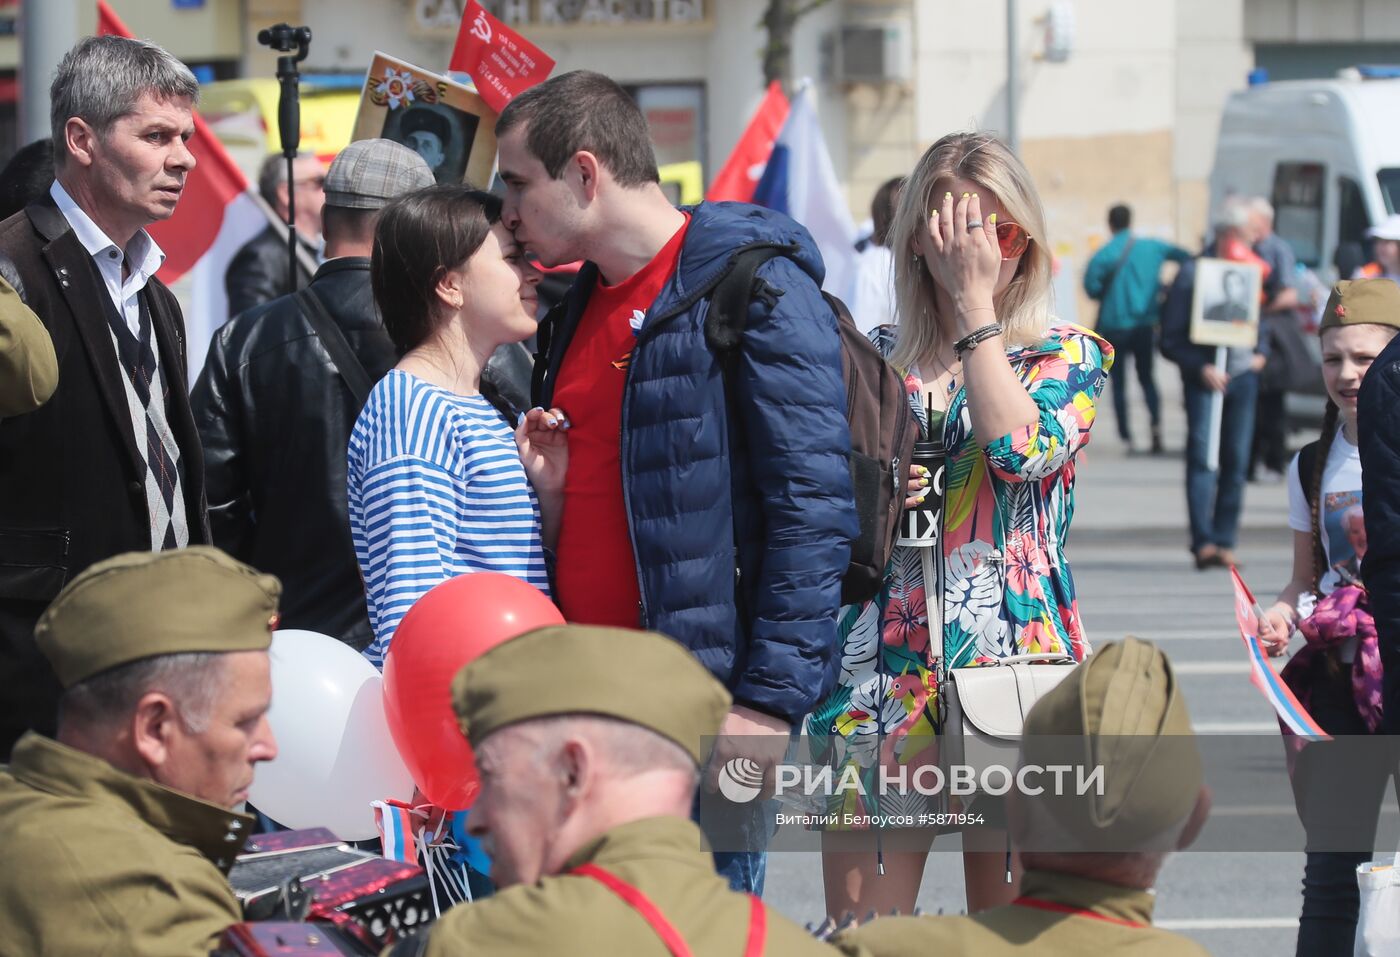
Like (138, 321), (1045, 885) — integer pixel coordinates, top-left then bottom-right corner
(706, 243), (919, 606)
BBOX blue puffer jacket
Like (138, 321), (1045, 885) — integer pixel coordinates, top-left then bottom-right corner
(535, 202), (857, 724)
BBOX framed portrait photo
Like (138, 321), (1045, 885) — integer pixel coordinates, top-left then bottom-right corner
(1189, 257), (1262, 349)
(353, 52), (498, 188)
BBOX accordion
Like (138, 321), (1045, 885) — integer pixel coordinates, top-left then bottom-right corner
(216, 828), (434, 955)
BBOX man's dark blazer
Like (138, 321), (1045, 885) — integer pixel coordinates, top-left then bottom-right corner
(0, 196), (210, 757)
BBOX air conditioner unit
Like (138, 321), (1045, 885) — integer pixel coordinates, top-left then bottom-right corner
(828, 21), (911, 86)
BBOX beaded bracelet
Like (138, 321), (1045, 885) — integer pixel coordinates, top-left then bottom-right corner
(953, 322), (1002, 357)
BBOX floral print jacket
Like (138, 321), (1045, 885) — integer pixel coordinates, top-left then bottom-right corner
(876, 323), (1114, 673)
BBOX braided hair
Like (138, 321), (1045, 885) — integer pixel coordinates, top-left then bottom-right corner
(1308, 400), (1341, 591)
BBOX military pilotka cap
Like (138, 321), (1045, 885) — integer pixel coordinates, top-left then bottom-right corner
(1016, 637), (1202, 852)
(1319, 278), (1400, 333)
(323, 138), (434, 210)
(34, 547), (281, 688)
(452, 625), (732, 766)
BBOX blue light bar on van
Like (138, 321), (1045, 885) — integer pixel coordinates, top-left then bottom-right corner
(1357, 64), (1400, 79)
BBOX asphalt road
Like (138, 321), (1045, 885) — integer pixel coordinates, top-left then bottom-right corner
(762, 370), (1396, 955)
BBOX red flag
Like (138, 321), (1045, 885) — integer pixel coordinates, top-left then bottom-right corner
(98, 1), (271, 380)
(706, 82), (790, 203)
(449, 1), (555, 115)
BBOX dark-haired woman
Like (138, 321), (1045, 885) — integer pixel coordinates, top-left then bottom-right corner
(1257, 279), (1400, 956)
(348, 185), (565, 668)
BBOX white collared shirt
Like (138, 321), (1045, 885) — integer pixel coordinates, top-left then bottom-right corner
(50, 179), (188, 551)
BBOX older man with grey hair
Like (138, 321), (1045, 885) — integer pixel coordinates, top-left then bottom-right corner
(0, 34), (210, 760)
(0, 547), (281, 956)
(224, 151), (324, 316)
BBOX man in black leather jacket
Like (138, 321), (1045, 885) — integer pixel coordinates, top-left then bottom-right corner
(193, 139), (434, 649)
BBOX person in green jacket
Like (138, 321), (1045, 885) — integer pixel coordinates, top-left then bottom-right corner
(1084, 204), (1191, 453)
(0, 548), (281, 957)
(0, 271), (56, 417)
(389, 624), (860, 957)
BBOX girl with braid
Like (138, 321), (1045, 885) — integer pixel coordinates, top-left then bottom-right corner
(1257, 278), (1400, 957)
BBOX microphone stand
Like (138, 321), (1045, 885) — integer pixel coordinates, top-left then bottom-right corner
(256, 23), (313, 293)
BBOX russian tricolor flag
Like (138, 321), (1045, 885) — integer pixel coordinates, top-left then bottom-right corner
(1230, 567), (1329, 741)
(750, 84), (858, 301)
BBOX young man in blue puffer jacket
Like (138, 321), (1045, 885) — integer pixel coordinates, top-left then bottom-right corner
(497, 71), (856, 895)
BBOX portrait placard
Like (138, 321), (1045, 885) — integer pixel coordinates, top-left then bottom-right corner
(353, 52), (498, 188)
(1189, 257), (1262, 349)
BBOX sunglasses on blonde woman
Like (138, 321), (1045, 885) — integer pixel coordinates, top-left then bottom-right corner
(995, 221), (1032, 260)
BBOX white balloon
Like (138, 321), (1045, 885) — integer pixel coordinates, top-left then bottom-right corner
(249, 629), (415, 840)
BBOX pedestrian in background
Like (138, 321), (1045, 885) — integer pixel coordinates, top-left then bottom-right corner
(811, 131), (1111, 920)
(1259, 279), (1400, 956)
(224, 151), (324, 317)
(1083, 202), (1190, 454)
(0, 35), (210, 758)
(193, 139), (435, 651)
(1354, 214), (1400, 284)
(849, 176), (904, 334)
(1249, 197), (1302, 483)
(1159, 202), (1271, 570)
(348, 185), (563, 669)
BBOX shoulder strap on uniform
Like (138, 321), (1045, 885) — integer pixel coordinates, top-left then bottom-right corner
(295, 287), (373, 406)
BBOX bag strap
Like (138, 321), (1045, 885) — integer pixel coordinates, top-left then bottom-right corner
(1100, 236), (1137, 302)
(704, 243), (795, 365)
(295, 288), (373, 406)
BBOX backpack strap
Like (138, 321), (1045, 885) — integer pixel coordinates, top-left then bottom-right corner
(704, 242), (800, 365)
(1297, 439), (1320, 510)
(295, 287), (373, 406)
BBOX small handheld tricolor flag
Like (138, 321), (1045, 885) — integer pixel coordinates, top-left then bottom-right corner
(372, 800), (419, 864)
(1229, 567), (1330, 741)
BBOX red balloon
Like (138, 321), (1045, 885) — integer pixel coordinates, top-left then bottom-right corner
(381, 573), (563, 810)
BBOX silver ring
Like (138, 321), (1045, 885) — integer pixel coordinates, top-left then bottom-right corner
(965, 220), (983, 231)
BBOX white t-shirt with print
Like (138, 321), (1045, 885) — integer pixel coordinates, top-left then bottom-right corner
(1287, 428), (1365, 660)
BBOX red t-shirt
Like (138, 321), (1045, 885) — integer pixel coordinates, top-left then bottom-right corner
(553, 217), (690, 626)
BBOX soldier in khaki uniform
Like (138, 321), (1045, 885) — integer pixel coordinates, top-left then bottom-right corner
(834, 638), (1212, 957)
(390, 624), (861, 957)
(0, 547), (281, 957)
(0, 270), (56, 416)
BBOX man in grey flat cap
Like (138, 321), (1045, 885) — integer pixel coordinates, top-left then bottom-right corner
(193, 138), (434, 651)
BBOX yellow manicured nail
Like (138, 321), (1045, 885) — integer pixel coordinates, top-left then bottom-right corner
(962, 192), (969, 198)
(945, 192), (952, 200)
(989, 213), (997, 225)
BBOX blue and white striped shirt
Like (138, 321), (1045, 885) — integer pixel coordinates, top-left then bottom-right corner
(348, 369), (550, 667)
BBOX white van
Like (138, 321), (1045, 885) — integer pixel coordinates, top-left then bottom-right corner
(1209, 70), (1400, 283)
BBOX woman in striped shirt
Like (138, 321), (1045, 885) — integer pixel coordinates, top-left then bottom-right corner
(348, 185), (566, 667)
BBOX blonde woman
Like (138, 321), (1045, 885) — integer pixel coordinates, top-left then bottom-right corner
(808, 132), (1114, 918)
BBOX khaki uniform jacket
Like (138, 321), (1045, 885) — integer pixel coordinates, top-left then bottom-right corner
(0, 732), (252, 957)
(833, 869), (1209, 957)
(399, 816), (859, 956)
(0, 273), (56, 417)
